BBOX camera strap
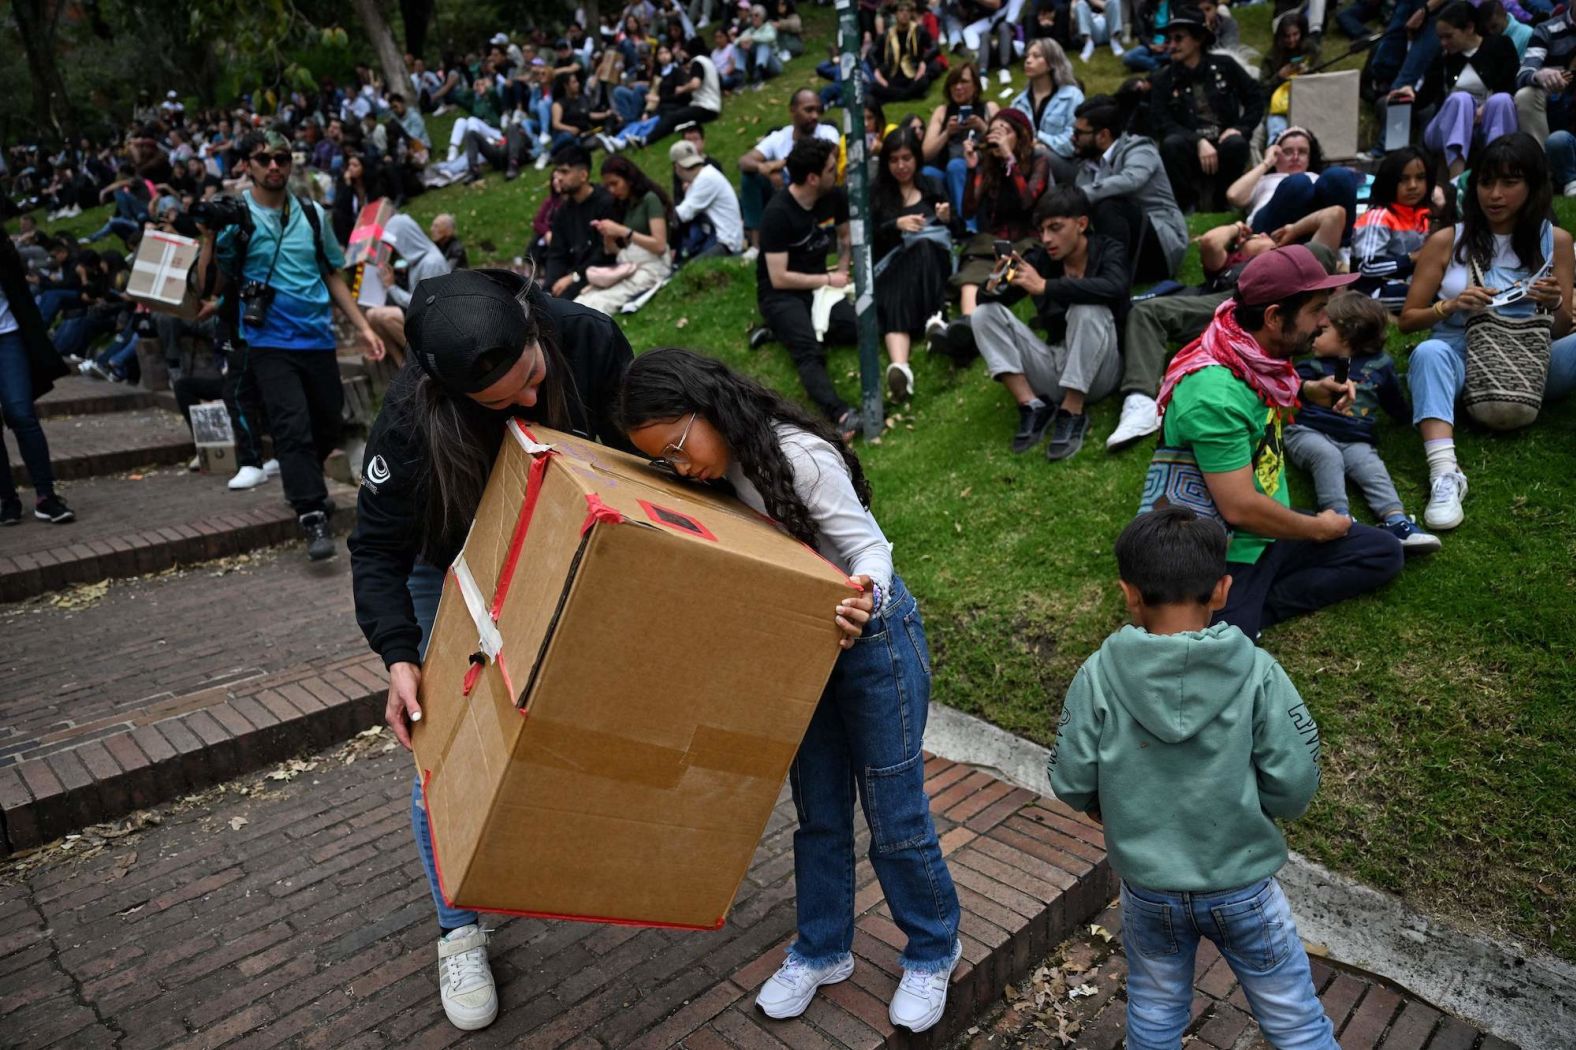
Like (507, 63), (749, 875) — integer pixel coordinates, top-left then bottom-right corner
(258, 195), (290, 291)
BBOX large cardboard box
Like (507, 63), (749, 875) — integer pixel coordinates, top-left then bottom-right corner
(126, 228), (201, 320)
(344, 198), (396, 268)
(414, 422), (853, 929)
(1288, 71), (1361, 161)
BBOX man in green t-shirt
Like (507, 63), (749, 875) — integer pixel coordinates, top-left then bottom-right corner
(1159, 246), (1404, 638)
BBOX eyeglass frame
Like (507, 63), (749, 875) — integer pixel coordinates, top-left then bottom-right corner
(654, 411), (698, 470)
(250, 150), (293, 168)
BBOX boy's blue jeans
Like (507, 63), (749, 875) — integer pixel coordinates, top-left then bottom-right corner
(787, 577), (961, 970)
(1121, 878), (1337, 1050)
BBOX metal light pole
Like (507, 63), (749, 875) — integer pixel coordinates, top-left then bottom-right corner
(834, 0), (883, 440)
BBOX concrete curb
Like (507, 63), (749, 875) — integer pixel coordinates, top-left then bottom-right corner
(921, 701), (1575, 1050)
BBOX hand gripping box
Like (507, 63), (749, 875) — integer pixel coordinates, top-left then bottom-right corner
(413, 422), (854, 929)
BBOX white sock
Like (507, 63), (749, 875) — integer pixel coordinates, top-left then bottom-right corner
(1424, 438), (1458, 481)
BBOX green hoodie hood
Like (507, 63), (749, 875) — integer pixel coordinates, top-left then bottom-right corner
(1047, 623), (1323, 892)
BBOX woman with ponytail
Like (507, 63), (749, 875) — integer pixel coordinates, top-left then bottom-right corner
(618, 346), (963, 1036)
(348, 267), (633, 1033)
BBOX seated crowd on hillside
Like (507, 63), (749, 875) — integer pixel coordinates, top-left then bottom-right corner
(6, 0), (1576, 625)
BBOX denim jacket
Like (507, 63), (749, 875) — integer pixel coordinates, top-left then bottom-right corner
(1011, 82), (1085, 159)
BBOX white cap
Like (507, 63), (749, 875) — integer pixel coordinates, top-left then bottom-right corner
(166, 90), (178, 99)
(490, 32), (510, 45)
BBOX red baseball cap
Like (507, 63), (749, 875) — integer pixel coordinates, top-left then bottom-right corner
(1236, 245), (1359, 306)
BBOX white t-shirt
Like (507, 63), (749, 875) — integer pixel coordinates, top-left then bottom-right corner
(726, 425), (893, 597)
(1245, 169), (1319, 227)
(675, 164), (745, 252)
(754, 122), (841, 163)
(0, 289), (17, 337)
(690, 56), (723, 115)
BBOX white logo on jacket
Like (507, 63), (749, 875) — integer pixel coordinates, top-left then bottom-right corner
(363, 454), (391, 491)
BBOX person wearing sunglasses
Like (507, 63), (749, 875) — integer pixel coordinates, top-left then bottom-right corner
(195, 129), (384, 561)
(349, 267), (634, 1032)
(1147, 7), (1265, 212)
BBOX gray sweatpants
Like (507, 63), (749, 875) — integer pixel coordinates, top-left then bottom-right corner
(1120, 290), (1231, 398)
(1283, 424), (1405, 520)
(973, 302), (1121, 404)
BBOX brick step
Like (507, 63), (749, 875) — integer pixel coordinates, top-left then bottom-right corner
(0, 468), (359, 601)
(0, 652), (386, 854)
(9, 407), (193, 485)
(36, 375), (158, 419)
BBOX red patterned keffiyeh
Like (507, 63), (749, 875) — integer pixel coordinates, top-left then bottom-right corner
(1157, 298), (1303, 414)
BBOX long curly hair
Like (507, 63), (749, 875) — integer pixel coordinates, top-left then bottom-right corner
(617, 347), (872, 547)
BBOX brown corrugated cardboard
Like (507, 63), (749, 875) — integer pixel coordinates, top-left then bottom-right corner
(414, 421), (854, 929)
(126, 228), (201, 320)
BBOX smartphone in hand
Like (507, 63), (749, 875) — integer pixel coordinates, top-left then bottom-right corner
(1333, 357), (1351, 384)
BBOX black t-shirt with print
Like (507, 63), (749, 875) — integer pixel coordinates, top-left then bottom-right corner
(755, 186), (848, 303)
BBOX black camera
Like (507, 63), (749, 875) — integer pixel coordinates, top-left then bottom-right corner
(239, 280), (275, 328)
(173, 193), (251, 238)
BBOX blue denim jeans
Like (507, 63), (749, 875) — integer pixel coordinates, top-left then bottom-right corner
(0, 331), (56, 501)
(1122, 878), (1337, 1050)
(922, 157), (970, 217)
(406, 561), (482, 931)
(787, 577), (961, 970)
(1546, 131), (1576, 188)
(1409, 327), (1576, 426)
(613, 85), (647, 124)
(34, 288), (80, 326)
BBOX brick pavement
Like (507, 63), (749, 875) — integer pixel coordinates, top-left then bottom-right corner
(9, 408), (193, 486)
(36, 375), (157, 419)
(0, 741), (1114, 1050)
(0, 470), (359, 602)
(963, 902), (1521, 1050)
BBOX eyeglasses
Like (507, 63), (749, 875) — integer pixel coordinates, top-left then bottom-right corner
(1488, 258), (1553, 307)
(655, 412), (698, 470)
(250, 150), (292, 168)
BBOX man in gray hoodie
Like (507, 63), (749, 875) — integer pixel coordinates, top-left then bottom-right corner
(365, 214), (455, 367)
(1049, 506), (1336, 1050)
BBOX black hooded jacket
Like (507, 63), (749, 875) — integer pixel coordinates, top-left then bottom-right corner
(348, 292), (634, 668)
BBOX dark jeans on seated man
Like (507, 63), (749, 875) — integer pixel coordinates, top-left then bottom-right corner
(758, 291), (857, 423)
(1159, 133), (1252, 212)
(1090, 196), (1176, 284)
(463, 127), (531, 175)
(1214, 525), (1404, 640)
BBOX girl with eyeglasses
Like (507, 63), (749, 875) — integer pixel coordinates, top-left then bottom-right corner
(618, 346), (964, 1035)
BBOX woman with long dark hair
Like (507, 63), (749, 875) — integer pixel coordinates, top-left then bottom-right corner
(349, 269), (633, 1034)
(1352, 146), (1444, 309)
(330, 152), (385, 244)
(618, 347), (962, 1035)
(1399, 132), (1576, 531)
(1261, 11), (1319, 144)
(576, 155), (675, 314)
(871, 127), (953, 400)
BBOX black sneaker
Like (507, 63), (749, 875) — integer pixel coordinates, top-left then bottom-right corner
(748, 324), (775, 350)
(300, 510), (336, 561)
(926, 324), (955, 360)
(34, 494), (75, 523)
(1045, 411), (1090, 461)
(1011, 403), (1057, 453)
(1, 498), (21, 526)
(943, 318), (978, 363)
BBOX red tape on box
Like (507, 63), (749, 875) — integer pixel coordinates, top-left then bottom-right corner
(580, 493), (624, 535)
(490, 449), (553, 621)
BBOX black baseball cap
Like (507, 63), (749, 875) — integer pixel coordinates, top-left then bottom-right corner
(406, 269), (537, 395)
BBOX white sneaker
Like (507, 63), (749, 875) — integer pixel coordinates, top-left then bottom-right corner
(925, 311), (947, 338)
(1423, 470), (1467, 531)
(1080, 38), (1096, 62)
(446, 145), (458, 163)
(1111, 38), (1125, 56)
(755, 954), (855, 1019)
(889, 939), (962, 1033)
(437, 925), (498, 1031)
(1106, 392), (1161, 450)
(887, 360), (914, 400)
(1563, 179), (1576, 198)
(227, 465), (269, 490)
(187, 454), (201, 471)
(262, 458), (280, 479)
(997, 68), (1012, 85)
(534, 152), (550, 170)
(740, 245), (760, 263)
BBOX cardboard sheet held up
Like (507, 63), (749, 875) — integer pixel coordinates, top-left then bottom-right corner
(414, 422), (852, 929)
(126, 228), (201, 320)
(345, 198), (396, 268)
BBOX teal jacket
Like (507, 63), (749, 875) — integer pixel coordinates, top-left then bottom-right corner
(1047, 622), (1322, 892)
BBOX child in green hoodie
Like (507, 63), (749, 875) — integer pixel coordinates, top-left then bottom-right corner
(1048, 506), (1336, 1050)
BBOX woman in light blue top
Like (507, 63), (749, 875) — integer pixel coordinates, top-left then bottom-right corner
(1011, 38), (1084, 185)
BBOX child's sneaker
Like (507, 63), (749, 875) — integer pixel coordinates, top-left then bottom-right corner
(888, 938), (963, 1033)
(754, 953), (854, 1019)
(437, 924), (498, 1030)
(1423, 470), (1467, 531)
(1384, 515), (1441, 555)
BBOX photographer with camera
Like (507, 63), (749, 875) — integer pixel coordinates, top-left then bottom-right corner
(194, 130), (385, 561)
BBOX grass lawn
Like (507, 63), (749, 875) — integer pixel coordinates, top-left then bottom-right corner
(20, 5), (1575, 961)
